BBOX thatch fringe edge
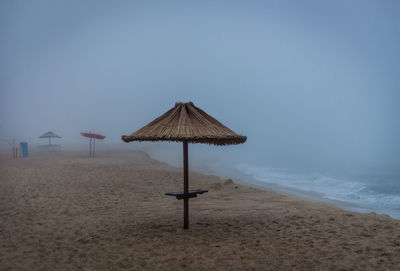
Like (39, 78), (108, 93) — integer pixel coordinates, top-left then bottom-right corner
(121, 135), (247, 146)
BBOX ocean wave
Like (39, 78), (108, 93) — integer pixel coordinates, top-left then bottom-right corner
(236, 163), (400, 218)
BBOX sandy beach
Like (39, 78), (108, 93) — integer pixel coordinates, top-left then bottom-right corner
(1, 150), (399, 270)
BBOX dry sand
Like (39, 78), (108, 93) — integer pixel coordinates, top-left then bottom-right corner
(1, 150), (399, 270)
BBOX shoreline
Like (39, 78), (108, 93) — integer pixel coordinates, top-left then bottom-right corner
(1, 149), (400, 270)
(4, 147), (398, 220)
(184, 159), (400, 221)
(234, 177), (399, 220)
(2, 147), (399, 220)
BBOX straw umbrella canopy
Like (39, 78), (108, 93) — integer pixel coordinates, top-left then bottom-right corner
(39, 131), (61, 145)
(122, 102), (246, 229)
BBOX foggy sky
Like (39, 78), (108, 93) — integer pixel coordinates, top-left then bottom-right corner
(1, 0), (399, 173)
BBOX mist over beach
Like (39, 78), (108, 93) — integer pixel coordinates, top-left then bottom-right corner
(1, 1), (400, 270)
(2, 0), (399, 218)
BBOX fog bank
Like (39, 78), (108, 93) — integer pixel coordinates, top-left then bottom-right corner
(1, 0), (399, 175)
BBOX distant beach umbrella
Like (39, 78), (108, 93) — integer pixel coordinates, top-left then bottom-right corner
(81, 132), (105, 158)
(122, 102), (246, 229)
(39, 131), (61, 145)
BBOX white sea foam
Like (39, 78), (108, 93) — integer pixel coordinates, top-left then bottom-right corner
(236, 163), (400, 219)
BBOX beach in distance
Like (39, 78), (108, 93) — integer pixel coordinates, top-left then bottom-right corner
(1, 149), (400, 270)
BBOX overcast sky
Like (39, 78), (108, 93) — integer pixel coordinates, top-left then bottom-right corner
(1, 0), (399, 173)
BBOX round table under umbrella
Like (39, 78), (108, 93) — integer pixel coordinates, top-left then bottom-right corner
(39, 131), (61, 145)
(122, 102), (246, 229)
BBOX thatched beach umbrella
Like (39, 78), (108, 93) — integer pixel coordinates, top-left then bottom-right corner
(122, 102), (246, 229)
(39, 131), (61, 145)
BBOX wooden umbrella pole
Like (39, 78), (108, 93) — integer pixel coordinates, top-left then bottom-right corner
(90, 138), (92, 157)
(183, 140), (189, 229)
(93, 138), (95, 157)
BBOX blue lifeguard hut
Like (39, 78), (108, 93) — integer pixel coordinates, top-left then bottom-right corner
(20, 142), (29, 157)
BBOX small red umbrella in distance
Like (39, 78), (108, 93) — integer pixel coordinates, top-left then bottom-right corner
(81, 132), (105, 157)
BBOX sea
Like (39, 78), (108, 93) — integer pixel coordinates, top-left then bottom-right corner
(232, 163), (400, 219)
(141, 144), (400, 220)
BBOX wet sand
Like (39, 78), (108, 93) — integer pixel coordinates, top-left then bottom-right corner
(1, 150), (399, 270)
